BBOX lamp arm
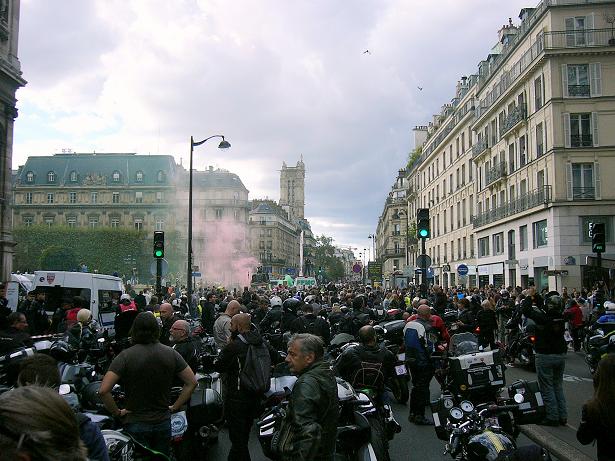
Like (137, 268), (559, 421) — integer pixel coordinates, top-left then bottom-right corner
(192, 135), (226, 147)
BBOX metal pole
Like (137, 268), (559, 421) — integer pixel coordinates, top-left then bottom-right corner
(598, 252), (603, 281)
(421, 238), (427, 297)
(156, 258), (162, 300)
(187, 137), (194, 305)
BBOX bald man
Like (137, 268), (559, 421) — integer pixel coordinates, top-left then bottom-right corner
(215, 312), (280, 460)
(159, 302), (180, 346)
(170, 319), (198, 382)
(213, 299), (241, 350)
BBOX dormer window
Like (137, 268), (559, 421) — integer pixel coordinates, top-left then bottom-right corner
(26, 171), (34, 183)
(136, 170), (144, 182)
(69, 171), (78, 182)
(47, 171), (56, 183)
(157, 170), (165, 182)
(112, 170), (121, 182)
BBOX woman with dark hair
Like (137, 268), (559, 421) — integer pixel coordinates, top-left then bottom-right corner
(577, 354), (615, 460)
(98, 312), (197, 456)
(0, 385), (87, 461)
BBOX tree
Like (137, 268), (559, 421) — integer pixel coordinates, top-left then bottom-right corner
(39, 245), (79, 271)
(312, 235), (345, 282)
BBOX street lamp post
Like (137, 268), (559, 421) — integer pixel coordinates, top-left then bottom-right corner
(368, 234), (376, 261)
(187, 135), (231, 308)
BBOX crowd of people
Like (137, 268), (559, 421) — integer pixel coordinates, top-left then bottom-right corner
(1, 278), (615, 460)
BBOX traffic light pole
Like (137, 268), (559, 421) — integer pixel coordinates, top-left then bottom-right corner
(156, 258), (163, 300)
(421, 237), (427, 298)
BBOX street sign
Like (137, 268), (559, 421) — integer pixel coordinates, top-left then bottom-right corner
(149, 258), (169, 276)
(543, 270), (569, 276)
(416, 254), (432, 268)
(192, 272), (202, 277)
(352, 263), (362, 273)
(457, 264), (469, 276)
(367, 262), (382, 279)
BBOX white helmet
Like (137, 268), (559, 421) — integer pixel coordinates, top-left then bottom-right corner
(605, 301), (615, 312)
(270, 296), (282, 307)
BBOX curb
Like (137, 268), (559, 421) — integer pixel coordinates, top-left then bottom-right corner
(519, 424), (595, 461)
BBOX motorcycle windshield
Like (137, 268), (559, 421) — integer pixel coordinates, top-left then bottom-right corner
(450, 333), (479, 356)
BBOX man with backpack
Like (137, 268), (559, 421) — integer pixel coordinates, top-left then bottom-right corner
(290, 302), (331, 345)
(214, 313), (280, 461)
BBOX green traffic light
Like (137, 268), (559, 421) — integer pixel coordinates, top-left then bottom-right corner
(419, 229), (429, 238)
(154, 250), (163, 258)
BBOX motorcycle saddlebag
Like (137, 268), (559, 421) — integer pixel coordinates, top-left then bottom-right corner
(188, 388), (223, 428)
(507, 379), (545, 425)
(447, 349), (505, 394)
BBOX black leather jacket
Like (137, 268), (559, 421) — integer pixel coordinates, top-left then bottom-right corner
(335, 343), (395, 391)
(280, 360), (339, 461)
(289, 314), (331, 345)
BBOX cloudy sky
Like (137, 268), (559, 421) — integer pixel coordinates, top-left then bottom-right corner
(13, 0), (530, 256)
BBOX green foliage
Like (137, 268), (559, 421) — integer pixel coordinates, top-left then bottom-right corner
(312, 234), (345, 282)
(13, 225), (185, 282)
(407, 146), (423, 169)
(40, 245), (79, 271)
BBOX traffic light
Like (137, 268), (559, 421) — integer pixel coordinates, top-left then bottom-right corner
(153, 231), (165, 258)
(591, 223), (606, 253)
(416, 208), (430, 239)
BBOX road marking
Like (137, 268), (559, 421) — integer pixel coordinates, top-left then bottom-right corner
(563, 374), (593, 383)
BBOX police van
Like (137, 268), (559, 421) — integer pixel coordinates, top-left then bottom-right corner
(32, 271), (124, 333)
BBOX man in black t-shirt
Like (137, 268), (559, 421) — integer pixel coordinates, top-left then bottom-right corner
(98, 312), (197, 456)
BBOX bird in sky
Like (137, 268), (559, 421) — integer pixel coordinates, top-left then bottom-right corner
(417, 86), (423, 91)
(363, 49), (370, 54)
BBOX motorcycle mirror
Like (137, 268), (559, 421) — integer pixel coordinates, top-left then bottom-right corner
(58, 384), (71, 396)
(513, 393), (524, 404)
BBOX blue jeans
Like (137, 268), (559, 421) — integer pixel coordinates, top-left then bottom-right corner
(124, 419), (171, 456)
(535, 353), (567, 421)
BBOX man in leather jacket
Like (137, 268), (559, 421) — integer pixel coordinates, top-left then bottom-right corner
(170, 319), (199, 378)
(290, 303), (331, 345)
(280, 333), (339, 461)
(335, 325), (395, 405)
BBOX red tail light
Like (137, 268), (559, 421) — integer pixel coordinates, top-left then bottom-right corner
(474, 327), (480, 334)
(530, 336), (536, 343)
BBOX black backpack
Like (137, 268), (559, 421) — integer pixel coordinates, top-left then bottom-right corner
(238, 335), (272, 394)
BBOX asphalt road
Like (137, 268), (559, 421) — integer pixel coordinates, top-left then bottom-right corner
(209, 348), (597, 461)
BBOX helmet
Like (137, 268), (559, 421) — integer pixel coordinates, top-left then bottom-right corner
(120, 293), (131, 301)
(49, 340), (75, 363)
(465, 430), (516, 460)
(499, 290), (510, 299)
(605, 301), (615, 312)
(304, 295), (316, 304)
(282, 297), (302, 314)
(270, 296), (282, 308)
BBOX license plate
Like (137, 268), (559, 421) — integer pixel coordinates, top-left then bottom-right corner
(171, 411), (188, 438)
(395, 364), (407, 376)
(397, 353), (405, 361)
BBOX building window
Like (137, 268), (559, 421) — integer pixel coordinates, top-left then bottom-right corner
(134, 218), (143, 231)
(493, 232), (504, 255)
(23, 216), (34, 227)
(155, 218), (164, 231)
(478, 237), (490, 257)
(135, 171), (144, 182)
(44, 216), (54, 227)
(47, 193), (54, 204)
(571, 163), (595, 199)
(536, 123), (544, 157)
(215, 208), (223, 219)
(26, 171), (34, 183)
(112, 171), (121, 182)
(565, 15), (591, 47)
(67, 216), (77, 228)
(69, 171), (78, 182)
(157, 170), (165, 182)
(234, 209), (240, 221)
(534, 75), (543, 109)
(47, 171), (56, 183)
(156, 192), (163, 203)
(565, 113), (594, 147)
(565, 64), (589, 97)
(69, 192), (77, 204)
(25, 192), (32, 204)
(533, 219), (548, 248)
(135, 191), (143, 203)
(112, 192), (120, 203)
(110, 217), (120, 228)
(91, 191), (98, 204)
(89, 216), (99, 228)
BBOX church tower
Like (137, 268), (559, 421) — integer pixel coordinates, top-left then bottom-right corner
(279, 157), (305, 220)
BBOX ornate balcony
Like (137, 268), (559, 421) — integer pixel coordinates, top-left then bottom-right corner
(383, 248), (406, 259)
(499, 104), (527, 138)
(472, 186), (552, 228)
(472, 137), (489, 159)
(573, 187), (595, 200)
(486, 162), (507, 186)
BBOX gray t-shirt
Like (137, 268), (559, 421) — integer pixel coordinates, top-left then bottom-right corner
(213, 314), (232, 349)
(108, 342), (187, 423)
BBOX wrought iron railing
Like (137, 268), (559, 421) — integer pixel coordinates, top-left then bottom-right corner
(472, 137), (489, 158)
(383, 248), (406, 258)
(499, 104), (527, 137)
(573, 187), (595, 200)
(568, 84), (591, 97)
(570, 134), (593, 147)
(542, 28), (615, 49)
(486, 162), (507, 186)
(472, 185), (551, 228)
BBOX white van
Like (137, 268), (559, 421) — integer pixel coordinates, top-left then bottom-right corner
(32, 271), (124, 332)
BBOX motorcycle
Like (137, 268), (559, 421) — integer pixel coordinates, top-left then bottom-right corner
(505, 312), (536, 370)
(434, 395), (551, 461)
(376, 320), (409, 404)
(257, 377), (387, 461)
(584, 328), (615, 374)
